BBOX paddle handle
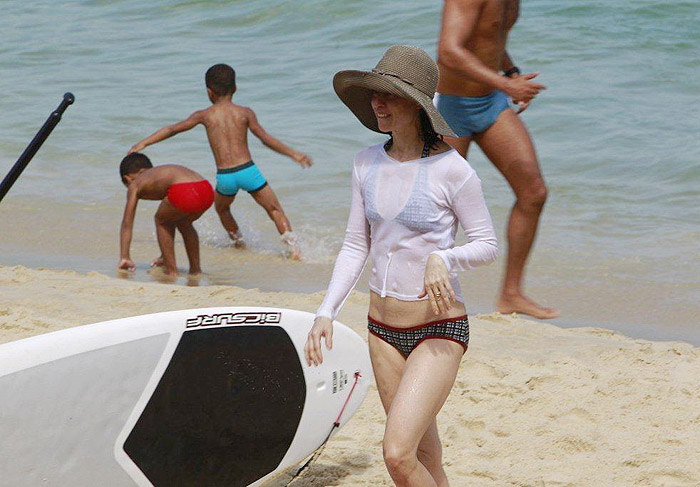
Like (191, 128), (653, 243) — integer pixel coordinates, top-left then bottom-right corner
(0, 92), (75, 203)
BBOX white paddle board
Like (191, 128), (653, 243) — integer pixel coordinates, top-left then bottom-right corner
(0, 307), (371, 486)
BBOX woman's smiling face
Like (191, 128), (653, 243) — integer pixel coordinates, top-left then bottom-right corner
(371, 91), (420, 134)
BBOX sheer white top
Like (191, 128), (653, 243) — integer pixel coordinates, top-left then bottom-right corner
(316, 143), (498, 320)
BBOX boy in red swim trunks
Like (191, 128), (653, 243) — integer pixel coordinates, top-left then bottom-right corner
(117, 153), (214, 277)
(129, 63), (311, 260)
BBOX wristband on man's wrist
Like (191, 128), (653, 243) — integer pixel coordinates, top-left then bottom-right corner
(503, 66), (521, 78)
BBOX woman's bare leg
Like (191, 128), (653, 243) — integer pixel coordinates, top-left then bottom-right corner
(370, 335), (462, 486)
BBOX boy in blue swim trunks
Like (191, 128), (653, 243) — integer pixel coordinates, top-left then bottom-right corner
(129, 64), (311, 259)
(435, 0), (558, 320)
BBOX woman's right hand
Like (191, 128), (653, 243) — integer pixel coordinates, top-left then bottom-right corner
(305, 317), (334, 366)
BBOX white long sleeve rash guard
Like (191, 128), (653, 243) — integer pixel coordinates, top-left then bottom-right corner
(316, 143), (498, 320)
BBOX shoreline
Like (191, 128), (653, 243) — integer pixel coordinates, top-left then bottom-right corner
(1, 264), (699, 486)
(2, 253), (698, 346)
(2, 192), (698, 346)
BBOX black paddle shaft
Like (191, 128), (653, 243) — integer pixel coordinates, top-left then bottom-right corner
(0, 92), (75, 203)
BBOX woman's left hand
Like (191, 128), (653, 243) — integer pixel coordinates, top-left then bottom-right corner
(419, 254), (456, 315)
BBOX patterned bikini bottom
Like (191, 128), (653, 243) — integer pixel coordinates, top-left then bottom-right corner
(367, 315), (469, 356)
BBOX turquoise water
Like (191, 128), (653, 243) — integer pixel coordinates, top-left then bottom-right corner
(1, 1), (698, 342)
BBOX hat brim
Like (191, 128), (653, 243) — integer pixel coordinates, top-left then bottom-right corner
(333, 70), (457, 139)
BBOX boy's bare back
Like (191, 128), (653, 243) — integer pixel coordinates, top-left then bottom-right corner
(131, 98), (310, 171)
(196, 101), (255, 170)
(129, 62), (311, 172)
(131, 165), (205, 201)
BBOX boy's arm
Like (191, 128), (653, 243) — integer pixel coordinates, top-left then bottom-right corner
(118, 186), (139, 271)
(247, 108), (312, 168)
(129, 110), (205, 154)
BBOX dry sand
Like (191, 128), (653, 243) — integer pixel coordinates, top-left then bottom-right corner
(1, 264), (698, 486)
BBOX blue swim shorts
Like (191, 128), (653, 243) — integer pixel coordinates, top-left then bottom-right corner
(215, 161), (268, 197)
(434, 90), (510, 137)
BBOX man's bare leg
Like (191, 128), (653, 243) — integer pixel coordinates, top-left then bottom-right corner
(474, 109), (559, 319)
(177, 214), (204, 275)
(443, 135), (472, 158)
(154, 199), (181, 276)
(214, 192), (245, 248)
(251, 185), (301, 260)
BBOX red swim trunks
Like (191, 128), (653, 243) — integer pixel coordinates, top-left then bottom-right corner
(166, 180), (214, 214)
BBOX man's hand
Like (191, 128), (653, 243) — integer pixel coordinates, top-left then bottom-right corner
(292, 152), (312, 168)
(512, 98), (531, 114)
(503, 72), (546, 105)
(117, 258), (135, 272)
(506, 73), (532, 114)
(128, 142), (145, 154)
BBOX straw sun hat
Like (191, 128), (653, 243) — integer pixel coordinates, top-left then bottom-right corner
(333, 45), (457, 138)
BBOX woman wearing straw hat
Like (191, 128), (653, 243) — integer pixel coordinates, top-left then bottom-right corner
(305, 45), (498, 486)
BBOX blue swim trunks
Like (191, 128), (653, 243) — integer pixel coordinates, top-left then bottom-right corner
(434, 90), (510, 137)
(215, 161), (268, 197)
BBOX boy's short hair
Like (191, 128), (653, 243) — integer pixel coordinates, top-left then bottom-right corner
(120, 153), (153, 182)
(205, 64), (236, 96)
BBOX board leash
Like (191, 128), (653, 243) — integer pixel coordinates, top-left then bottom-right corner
(286, 371), (362, 486)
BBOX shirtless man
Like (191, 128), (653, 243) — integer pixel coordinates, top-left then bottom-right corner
(129, 64), (311, 259)
(436, 0), (558, 319)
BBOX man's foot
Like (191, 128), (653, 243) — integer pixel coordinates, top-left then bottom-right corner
(497, 292), (560, 320)
(150, 256), (164, 268)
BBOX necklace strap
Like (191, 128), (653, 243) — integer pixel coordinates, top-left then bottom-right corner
(384, 140), (431, 158)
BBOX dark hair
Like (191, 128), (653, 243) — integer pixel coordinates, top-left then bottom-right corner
(120, 153), (153, 182)
(419, 109), (441, 149)
(384, 109), (442, 152)
(205, 64), (236, 96)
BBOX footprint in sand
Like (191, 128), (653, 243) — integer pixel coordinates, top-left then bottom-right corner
(552, 406), (597, 424)
(525, 374), (560, 391)
(461, 419), (486, 434)
(640, 469), (698, 487)
(553, 435), (596, 453)
(453, 468), (498, 482)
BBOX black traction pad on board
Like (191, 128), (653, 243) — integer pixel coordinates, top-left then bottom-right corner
(124, 326), (306, 487)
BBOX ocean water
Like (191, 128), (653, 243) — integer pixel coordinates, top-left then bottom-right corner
(1, 0), (698, 343)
